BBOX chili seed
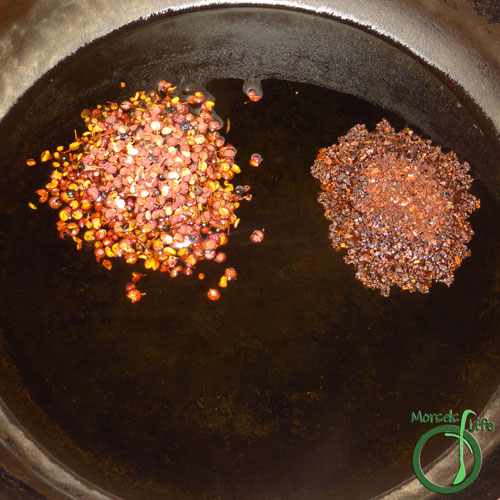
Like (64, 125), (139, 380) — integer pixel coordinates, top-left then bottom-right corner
(31, 82), (255, 303)
(41, 150), (51, 162)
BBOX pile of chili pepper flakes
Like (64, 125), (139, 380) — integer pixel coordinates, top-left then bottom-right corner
(311, 119), (480, 296)
(30, 81), (249, 303)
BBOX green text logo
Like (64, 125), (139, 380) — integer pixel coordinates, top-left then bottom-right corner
(411, 409), (494, 494)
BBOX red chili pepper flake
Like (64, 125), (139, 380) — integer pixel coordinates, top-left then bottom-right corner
(207, 288), (221, 301)
(311, 119), (480, 296)
(249, 153), (263, 168)
(126, 288), (144, 303)
(31, 82), (251, 303)
(35, 189), (49, 203)
(102, 259), (112, 271)
(158, 80), (173, 93)
(250, 229), (265, 244)
(247, 89), (262, 102)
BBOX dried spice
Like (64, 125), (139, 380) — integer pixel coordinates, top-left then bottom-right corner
(311, 119), (480, 296)
(32, 81), (251, 302)
(250, 229), (264, 244)
(249, 153), (263, 168)
(224, 267), (237, 281)
(247, 89), (262, 102)
(207, 288), (221, 301)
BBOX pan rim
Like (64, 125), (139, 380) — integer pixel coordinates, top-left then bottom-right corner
(0, 2), (499, 499)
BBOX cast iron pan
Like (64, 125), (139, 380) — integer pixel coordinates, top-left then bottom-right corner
(0, 7), (499, 500)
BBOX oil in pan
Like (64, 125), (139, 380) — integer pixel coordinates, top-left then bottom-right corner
(0, 6), (499, 500)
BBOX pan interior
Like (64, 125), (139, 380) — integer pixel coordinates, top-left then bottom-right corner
(0, 7), (499, 500)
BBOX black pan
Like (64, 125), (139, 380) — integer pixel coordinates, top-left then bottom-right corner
(0, 4), (499, 500)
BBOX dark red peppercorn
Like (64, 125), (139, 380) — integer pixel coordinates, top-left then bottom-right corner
(247, 89), (262, 102)
(214, 252), (226, 263)
(250, 229), (264, 244)
(249, 154), (263, 168)
(207, 288), (221, 301)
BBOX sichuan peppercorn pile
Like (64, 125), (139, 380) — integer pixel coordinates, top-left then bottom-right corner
(311, 119), (480, 296)
(30, 82), (247, 302)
